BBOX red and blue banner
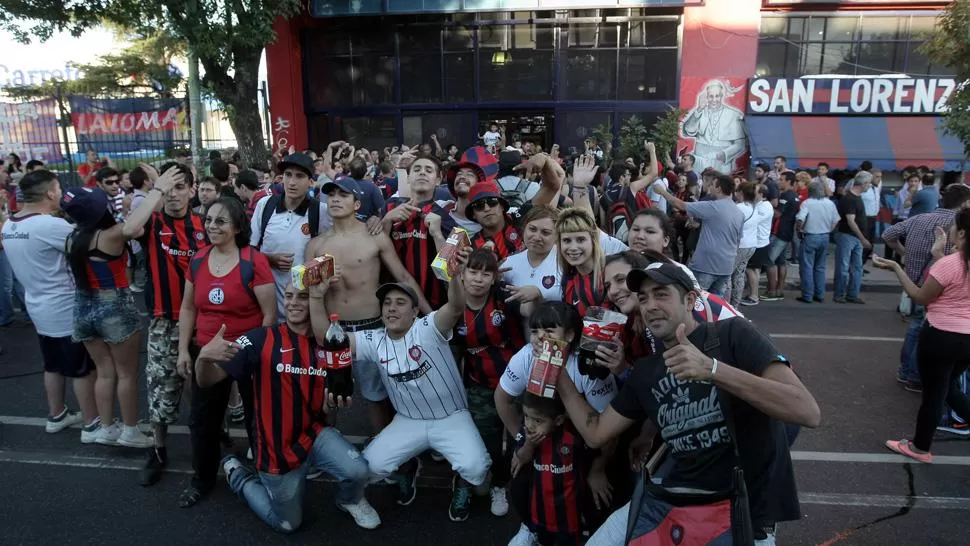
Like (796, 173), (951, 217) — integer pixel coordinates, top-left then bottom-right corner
(68, 96), (186, 153)
(747, 77), (955, 116)
(0, 99), (64, 162)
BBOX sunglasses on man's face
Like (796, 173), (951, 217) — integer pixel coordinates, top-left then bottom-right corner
(102, 178), (120, 186)
(471, 197), (501, 211)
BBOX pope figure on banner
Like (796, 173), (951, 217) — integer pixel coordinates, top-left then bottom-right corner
(680, 79), (747, 175)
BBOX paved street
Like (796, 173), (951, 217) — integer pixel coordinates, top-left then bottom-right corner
(0, 290), (968, 545)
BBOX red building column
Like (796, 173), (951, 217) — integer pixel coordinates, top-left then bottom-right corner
(678, 0), (761, 174)
(266, 17), (308, 153)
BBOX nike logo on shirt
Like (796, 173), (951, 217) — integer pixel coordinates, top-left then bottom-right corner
(280, 348), (295, 353)
(158, 231), (174, 236)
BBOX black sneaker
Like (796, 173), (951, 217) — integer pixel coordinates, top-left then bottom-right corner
(393, 459), (421, 506)
(795, 296), (813, 304)
(140, 448), (167, 487)
(449, 478), (472, 522)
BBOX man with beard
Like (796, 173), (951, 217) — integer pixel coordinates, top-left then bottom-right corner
(121, 163), (207, 485)
(445, 147), (497, 235)
(193, 178), (220, 215)
(465, 182), (524, 262)
(305, 176), (430, 435)
(308, 265), (492, 518)
(558, 262), (819, 546)
(95, 167), (126, 222)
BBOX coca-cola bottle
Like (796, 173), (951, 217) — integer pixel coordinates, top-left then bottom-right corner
(323, 314), (354, 399)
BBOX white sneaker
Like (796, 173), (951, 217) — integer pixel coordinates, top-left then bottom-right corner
(246, 447), (253, 461)
(508, 523), (537, 546)
(306, 468), (324, 480)
(80, 418), (102, 444)
(222, 455), (243, 484)
(118, 425), (154, 448)
(490, 486), (509, 516)
(339, 498), (381, 530)
(45, 407), (83, 433)
(96, 422), (121, 446)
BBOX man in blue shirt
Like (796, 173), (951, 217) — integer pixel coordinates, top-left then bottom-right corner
(909, 175), (939, 217)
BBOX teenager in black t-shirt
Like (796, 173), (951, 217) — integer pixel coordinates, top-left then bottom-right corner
(555, 262), (820, 541)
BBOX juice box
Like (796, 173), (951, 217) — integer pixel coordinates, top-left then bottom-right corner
(527, 338), (569, 399)
(431, 227), (470, 282)
(291, 255), (335, 290)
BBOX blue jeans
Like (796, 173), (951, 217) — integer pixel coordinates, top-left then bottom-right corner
(0, 249), (27, 324)
(898, 306), (925, 384)
(228, 427), (369, 533)
(799, 233), (829, 299)
(692, 270), (730, 298)
(833, 232), (863, 299)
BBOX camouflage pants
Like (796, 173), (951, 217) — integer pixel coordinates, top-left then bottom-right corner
(466, 381), (511, 485)
(146, 317), (185, 425)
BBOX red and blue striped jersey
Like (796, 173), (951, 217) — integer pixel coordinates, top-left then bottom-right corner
(527, 423), (587, 535)
(562, 270), (603, 317)
(456, 285), (525, 389)
(387, 198), (457, 309)
(470, 218), (524, 262)
(85, 251), (130, 290)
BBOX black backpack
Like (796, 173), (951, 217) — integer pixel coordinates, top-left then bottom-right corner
(255, 194), (321, 249)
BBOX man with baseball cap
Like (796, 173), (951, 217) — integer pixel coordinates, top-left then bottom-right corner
(308, 258), (492, 522)
(465, 182), (524, 262)
(556, 260), (819, 546)
(445, 147), (492, 236)
(305, 175), (430, 436)
(252, 152), (332, 318)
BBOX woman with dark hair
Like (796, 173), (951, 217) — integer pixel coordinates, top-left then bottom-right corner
(875, 209), (970, 463)
(176, 196), (277, 507)
(626, 209), (673, 258)
(62, 187), (152, 448)
(730, 181), (760, 308)
(6, 153), (23, 175)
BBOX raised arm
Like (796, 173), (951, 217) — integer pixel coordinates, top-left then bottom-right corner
(556, 372), (634, 449)
(519, 153), (564, 208)
(123, 163), (179, 239)
(629, 142), (659, 194)
(433, 272), (466, 336)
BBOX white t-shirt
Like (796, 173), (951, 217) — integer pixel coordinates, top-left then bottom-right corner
(1, 213), (76, 337)
(483, 130), (502, 147)
(499, 344), (617, 413)
(754, 200), (774, 248)
(355, 312), (466, 420)
(736, 202), (760, 249)
(502, 249), (562, 302)
(647, 177), (669, 213)
(599, 230), (629, 256)
(250, 195), (333, 317)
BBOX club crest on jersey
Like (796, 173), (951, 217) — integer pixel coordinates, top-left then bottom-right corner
(457, 325), (467, 336)
(317, 349), (327, 360)
(508, 231), (518, 241)
(542, 275), (555, 289)
(208, 287), (225, 305)
(561, 446), (570, 456)
(694, 298), (705, 312)
(301, 223), (311, 236)
(195, 232), (205, 241)
(409, 345), (422, 361)
(491, 310), (504, 327)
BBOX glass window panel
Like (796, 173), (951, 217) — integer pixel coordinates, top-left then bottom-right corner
(626, 20), (678, 47)
(335, 116), (397, 149)
(760, 16), (786, 39)
(305, 31), (352, 56)
(787, 17), (806, 41)
(618, 49), (677, 101)
(559, 111), (611, 155)
(352, 33), (395, 55)
(400, 27), (440, 54)
(860, 16), (902, 42)
(479, 24), (507, 48)
(856, 42), (904, 75)
(479, 49), (554, 101)
(356, 55), (396, 105)
(905, 44), (930, 75)
(568, 23), (599, 47)
(419, 112), (477, 149)
(562, 50), (616, 101)
(807, 17), (825, 41)
(307, 115), (330, 153)
(823, 16), (858, 42)
(756, 42), (789, 77)
(403, 116), (423, 146)
(400, 54), (442, 103)
(909, 17), (936, 41)
(819, 42), (856, 75)
(800, 42), (824, 74)
(444, 52), (475, 103)
(306, 57), (354, 107)
(443, 26), (474, 51)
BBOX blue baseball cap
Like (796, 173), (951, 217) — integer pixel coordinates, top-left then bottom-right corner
(60, 187), (112, 230)
(322, 176), (363, 201)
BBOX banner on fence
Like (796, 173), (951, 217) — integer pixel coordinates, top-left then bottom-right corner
(0, 99), (64, 162)
(68, 96), (187, 154)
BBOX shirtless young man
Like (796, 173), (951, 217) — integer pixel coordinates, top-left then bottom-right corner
(305, 176), (431, 434)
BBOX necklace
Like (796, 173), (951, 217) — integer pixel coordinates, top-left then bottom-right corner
(211, 249), (236, 275)
(527, 251), (547, 278)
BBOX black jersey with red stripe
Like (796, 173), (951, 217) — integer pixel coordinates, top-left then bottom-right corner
(523, 423), (588, 535)
(141, 211), (208, 320)
(562, 271), (603, 317)
(470, 218), (525, 262)
(624, 315), (655, 366)
(220, 324), (328, 475)
(456, 284), (525, 389)
(387, 198), (457, 309)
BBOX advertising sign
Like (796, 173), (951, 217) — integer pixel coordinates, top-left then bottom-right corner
(746, 77), (956, 116)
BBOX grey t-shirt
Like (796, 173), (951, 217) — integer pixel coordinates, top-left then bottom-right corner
(685, 197), (744, 276)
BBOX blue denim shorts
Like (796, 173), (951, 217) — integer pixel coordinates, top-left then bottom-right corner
(73, 288), (142, 344)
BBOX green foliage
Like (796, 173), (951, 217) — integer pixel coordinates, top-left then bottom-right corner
(618, 115), (649, 166)
(591, 122), (613, 149)
(648, 107), (688, 164)
(921, 1), (970, 156)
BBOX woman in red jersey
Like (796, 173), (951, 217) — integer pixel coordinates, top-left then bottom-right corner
(63, 187), (153, 449)
(177, 196), (276, 507)
(556, 208), (606, 318)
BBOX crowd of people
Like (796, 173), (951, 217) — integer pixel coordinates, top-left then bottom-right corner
(0, 127), (967, 546)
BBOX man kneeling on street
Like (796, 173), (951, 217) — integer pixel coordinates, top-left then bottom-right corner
(308, 252), (493, 521)
(195, 282), (380, 533)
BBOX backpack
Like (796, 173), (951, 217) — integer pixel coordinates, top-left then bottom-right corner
(190, 246), (258, 301)
(602, 185), (649, 244)
(498, 177), (533, 210)
(256, 194), (320, 249)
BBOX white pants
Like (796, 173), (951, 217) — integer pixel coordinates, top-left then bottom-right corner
(362, 409), (491, 486)
(587, 502), (777, 546)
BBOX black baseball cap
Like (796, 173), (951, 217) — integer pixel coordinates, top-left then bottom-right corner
(376, 282), (420, 307)
(277, 152), (314, 177)
(626, 262), (697, 295)
(322, 176), (363, 201)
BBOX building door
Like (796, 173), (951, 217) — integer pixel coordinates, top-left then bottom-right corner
(479, 111), (554, 153)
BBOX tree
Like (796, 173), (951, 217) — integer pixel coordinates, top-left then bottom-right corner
(618, 115), (648, 166)
(921, 1), (970, 157)
(1, 0), (303, 164)
(648, 107), (687, 165)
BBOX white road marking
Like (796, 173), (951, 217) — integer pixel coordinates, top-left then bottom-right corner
(800, 492), (970, 510)
(790, 450), (970, 466)
(769, 333), (904, 343)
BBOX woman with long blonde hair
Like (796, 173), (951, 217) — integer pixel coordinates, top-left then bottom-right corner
(556, 208), (606, 316)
